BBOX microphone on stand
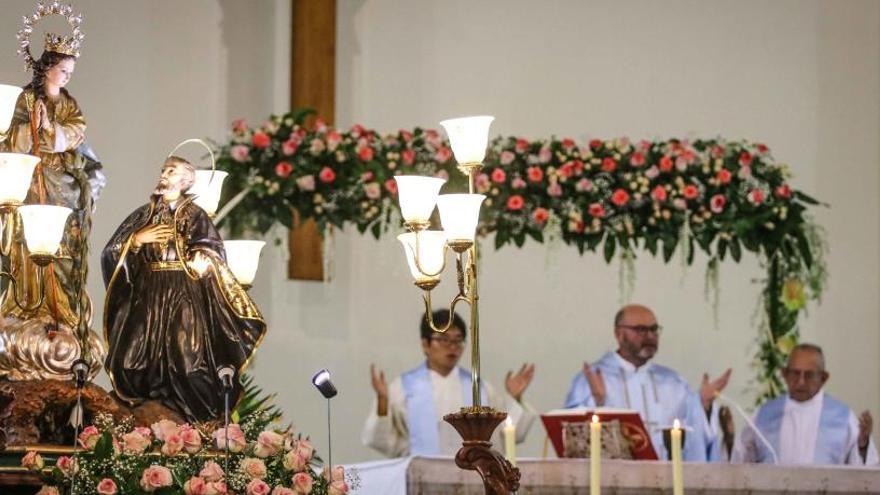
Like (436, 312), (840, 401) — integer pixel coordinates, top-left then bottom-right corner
(217, 365), (236, 474)
(714, 392), (779, 464)
(71, 359), (89, 390)
(311, 369), (338, 485)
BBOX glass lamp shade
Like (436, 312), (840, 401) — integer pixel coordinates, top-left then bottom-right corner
(18, 204), (71, 256)
(397, 231), (447, 284)
(0, 153), (40, 206)
(223, 240), (265, 286)
(0, 84), (23, 135)
(394, 176), (446, 226)
(436, 194), (485, 243)
(439, 116), (495, 165)
(189, 170), (228, 216)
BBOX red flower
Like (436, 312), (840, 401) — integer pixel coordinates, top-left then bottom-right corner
(506, 195), (525, 211)
(318, 167), (336, 183)
(384, 178), (398, 195)
(275, 161), (293, 178)
(282, 139), (299, 156)
(434, 146), (453, 163)
(659, 155), (674, 172)
(232, 118), (248, 134)
(515, 138), (529, 154)
(711, 145), (726, 159)
(756, 143), (769, 154)
(717, 169), (732, 184)
(252, 131), (271, 149)
(601, 158), (617, 173)
(561, 138), (576, 150)
(358, 146), (375, 162)
(629, 151), (646, 167)
(491, 168), (507, 183)
(532, 207), (550, 224)
(402, 148), (416, 166)
(350, 124), (366, 138)
(611, 188), (630, 206)
(682, 184), (699, 200)
(651, 185), (667, 202)
(326, 131), (343, 148)
(747, 189), (765, 205)
(739, 151), (753, 167)
(710, 194), (726, 213)
(775, 184), (792, 199)
(589, 139), (603, 150)
(588, 202), (606, 217)
(399, 130), (414, 143)
(526, 166), (544, 183)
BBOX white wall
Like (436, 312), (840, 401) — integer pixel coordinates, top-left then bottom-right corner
(1, 0), (877, 467)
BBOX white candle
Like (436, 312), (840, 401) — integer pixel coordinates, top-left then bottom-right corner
(503, 416), (516, 467)
(590, 414), (601, 495)
(671, 418), (683, 495)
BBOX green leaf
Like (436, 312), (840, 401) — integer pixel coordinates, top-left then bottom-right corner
(94, 431), (114, 459)
(717, 238), (728, 261)
(513, 232), (526, 247)
(370, 222), (382, 239)
(645, 236), (658, 256)
(793, 230), (813, 269)
(730, 238), (742, 262)
(494, 230), (509, 250)
(603, 235), (616, 263)
(528, 229), (544, 243)
(794, 191), (821, 206)
(662, 236), (677, 263)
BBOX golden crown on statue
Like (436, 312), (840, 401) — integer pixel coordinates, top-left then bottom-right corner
(16, 1), (84, 68)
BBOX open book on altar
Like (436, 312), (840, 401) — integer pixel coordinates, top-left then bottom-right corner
(541, 407), (658, 460)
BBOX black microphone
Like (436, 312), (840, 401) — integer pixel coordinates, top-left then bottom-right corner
(217, 365), (235, 390)
(311, 369), (337, 399)
(71, 359), (89, 389)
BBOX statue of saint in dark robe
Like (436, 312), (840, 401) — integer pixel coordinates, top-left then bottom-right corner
(101, 156), (266, 422)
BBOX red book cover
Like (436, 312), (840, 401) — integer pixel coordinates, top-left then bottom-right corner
(541, 407), (658, 460)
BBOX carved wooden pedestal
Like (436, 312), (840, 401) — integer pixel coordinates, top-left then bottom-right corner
(444, 406), (521, 495)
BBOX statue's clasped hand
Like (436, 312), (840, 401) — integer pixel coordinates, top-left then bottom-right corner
(133, 224), (174, 248)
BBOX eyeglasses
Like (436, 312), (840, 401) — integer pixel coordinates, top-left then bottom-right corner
(430, 335), (465, 348)
(617, 324), (663, 336)
(782, 368), (823, 382)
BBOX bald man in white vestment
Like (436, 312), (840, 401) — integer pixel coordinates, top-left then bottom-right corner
(732, 343), (878, 465)
(362, 310), (537, 457)
(564, 304), (731, 461)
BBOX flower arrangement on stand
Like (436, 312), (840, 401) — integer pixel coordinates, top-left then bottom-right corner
(21, 413), (353, 495)
(212, 112), (827, 403)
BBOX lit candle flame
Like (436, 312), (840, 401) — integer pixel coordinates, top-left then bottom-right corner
(592, 414), (599, 424)
(673, 418), (681, 430)
(505, 416), (514, 428)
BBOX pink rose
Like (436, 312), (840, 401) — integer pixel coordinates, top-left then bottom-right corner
(532, 207), (550, 225)
(180, 425), (203, 454)
(475, 173), (490, 193)
(651, 185), (667, 202)
(232, 118), (248, 134)
(500, 150), (515, 165)
(357, 145), (374, 162)
(21, 451), (43, 470)
(739, 151), (753, 167)
(296, 175), (316, 192)
(364, 182), (381, 199)
(756, 143), (769, 154)
(161, 433), (184, 456)
(775, 184), (791, 199)
(558, 160), (583, 178)
(575, 178), (593, 192)
(350, 123), (365, 138)
(710, 194), (726, 213)
(79, 425), (101, 450)
(611, 189), (630, 206)
(151, 420), (180, 441)
(274, 161), (294, 179)
(538, 146), (552, 164)
(140, 465), (173, 492)
(645, 165), (660, 179)
(323, 465), (345, 483)
(273, 488), (296, 495)
(318, 166), (336, 184)
(282, 139), (299, 156)
(401, 148), (416, 166)
(717, 168), (732, 184)
(252, 131), (271, 149)
(711, 144), (726, 159)
(246, 479), (271, 495)
(490, 168), (506, 183)
(326, 131), (343, 151)
(511, 177), (526, 189)
(291, 472), (314, 494)
(526, 166), (543, 183)
(205, 481), (228, 495)
(738, 165), (752, 179)
(134, 426), (153, 440)
(424, 129), (442, 148)
(682, 184), (699, 200)
(601, 157), (617, 173)
(121, 430), (151, 454)
(184, 477), (208, 495)
(589, 139), (603, 150)
(399, 129), (414, 143)
(659, 155), (673, 172)
(309, 138), (326, 155)
(283, 451), (309, 472)
(35, 487), (60, 495)
(96, 478), (118, 495)
(240, 457), (268, 480)
(435, 169), (449, 180)
(433, 146), (452, 163)
(506, 195), (525, 211)
(384, 178), (398, 196)
(747, 189), (765, 205)
(515, 138), (530, 154)
(328, 480), (349, 495)
(629, 151), (645, 167)
(200, 461), (225, 482)
(212, 424), (246, 453)
(561, 138), (576, 151)
(56, 456), (78, 477)
(588, 203), (606, 218)
(547, 183), (562, 197)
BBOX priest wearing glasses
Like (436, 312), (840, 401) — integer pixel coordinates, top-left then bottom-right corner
(564, 304), (731, 461)
(732, 343), (878, 465)
(362, 310), (537, 457)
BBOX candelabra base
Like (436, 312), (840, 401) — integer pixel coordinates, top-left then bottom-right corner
(443, 406), (520, 495)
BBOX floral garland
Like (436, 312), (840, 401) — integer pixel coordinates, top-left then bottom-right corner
(213, 112), (827, 403)
(21, 413), (353, 495)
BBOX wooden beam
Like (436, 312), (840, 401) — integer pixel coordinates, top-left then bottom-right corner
(288, 0), (336, 281)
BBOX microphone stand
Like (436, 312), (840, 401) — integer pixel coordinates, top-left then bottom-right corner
(70, 361), (87, 495)
(219, 371), (233, 475)
(326, 397), (332, 485)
